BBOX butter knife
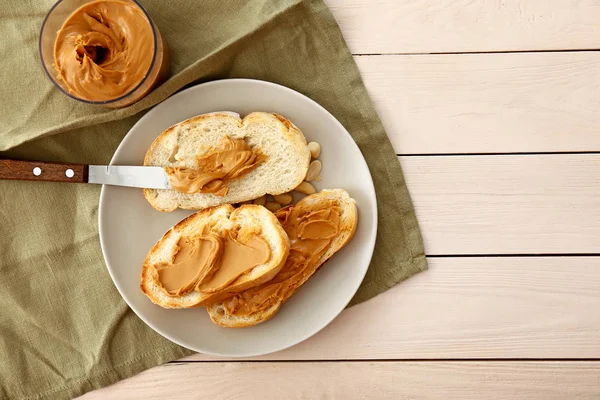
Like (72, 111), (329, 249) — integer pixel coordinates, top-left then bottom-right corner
(0, 159), (172, 189)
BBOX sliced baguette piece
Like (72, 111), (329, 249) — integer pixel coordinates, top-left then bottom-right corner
(144, 112), (311, 212)
(207, 189), (358, 328)
(141, 204), (290, 308)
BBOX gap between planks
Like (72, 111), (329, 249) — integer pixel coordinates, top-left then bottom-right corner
(397, 152), (600, 156)
(427, 254), (600, 258)
(172, 358), (600, 364)
(354, 49), (600, 56)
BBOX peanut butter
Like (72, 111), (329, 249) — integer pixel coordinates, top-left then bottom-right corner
(165, 136), (263, 196)
(221, 199), (342, 316)
(54, 0), (155, 101)
(157, 228), (270, 297)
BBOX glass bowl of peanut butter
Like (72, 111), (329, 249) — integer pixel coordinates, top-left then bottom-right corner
(39, 0), (170, 108)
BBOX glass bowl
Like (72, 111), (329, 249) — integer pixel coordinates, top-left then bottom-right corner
(39, 0), (170, 108)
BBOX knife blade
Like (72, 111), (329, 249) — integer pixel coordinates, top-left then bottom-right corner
(0, 159), (172, 190)
(88, 165), (171, 189)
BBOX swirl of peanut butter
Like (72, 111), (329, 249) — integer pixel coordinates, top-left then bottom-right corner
(165, 136), (264, 196)
(53, 0), (155, 101)
(221, 199), (342, 316)
(156, 227), (271, 297)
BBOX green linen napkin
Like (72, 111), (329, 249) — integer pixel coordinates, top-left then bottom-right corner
(0, 0), (427, 398)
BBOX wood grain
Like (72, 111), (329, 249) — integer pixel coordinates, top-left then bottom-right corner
(355, 52), (600, 154)
(400, 154), (600, 254)
(78, 361), (600, 399)
(183, 257), (600, 361)
(327, 0), (600, 54)
(0, 159), (87, 183)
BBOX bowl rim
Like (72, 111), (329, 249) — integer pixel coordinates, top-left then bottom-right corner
(39, 0), (159, 105)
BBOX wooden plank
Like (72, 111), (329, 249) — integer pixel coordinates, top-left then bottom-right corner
(78, 361), (600, 399)
(355, 52), (600, 154)
(183, 257), (600, 361)
(400, 154), (600, 254)
(328, 0), (600, 54)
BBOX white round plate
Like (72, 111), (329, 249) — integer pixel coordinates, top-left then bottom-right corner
(99, 79), (377, 357)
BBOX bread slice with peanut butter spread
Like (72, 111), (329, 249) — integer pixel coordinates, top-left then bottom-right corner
(141, 204), (290, 308)
(144, 112), (311, 212)
(207, 189), (358, 328)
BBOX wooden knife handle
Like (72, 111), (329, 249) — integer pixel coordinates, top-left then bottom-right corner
(0, 159), (88, 183)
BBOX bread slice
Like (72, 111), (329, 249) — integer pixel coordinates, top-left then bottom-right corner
(207, 189), (358, 328)
(141, 204), (290, 308)
(144, 112), (311, 212)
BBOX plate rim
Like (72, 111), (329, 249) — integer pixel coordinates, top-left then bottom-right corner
(98, 78), (378, 357)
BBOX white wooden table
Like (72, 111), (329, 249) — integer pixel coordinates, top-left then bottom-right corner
(80, 1), (600, 398)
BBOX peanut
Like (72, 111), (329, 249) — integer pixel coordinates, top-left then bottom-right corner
(265, 201), (282, 212)
(308, 142), (321, 159)
(305, 160), (322, 182)
(294, 181), (316, 195)
(253, 195), (266, 206)
(273, 193), (293, 205)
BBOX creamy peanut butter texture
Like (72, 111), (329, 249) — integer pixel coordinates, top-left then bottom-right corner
(157, 227), (270, 297)
(222, 199), (342, 316)
(165, 136), (263, 196)
(54, 0), (154, 101)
